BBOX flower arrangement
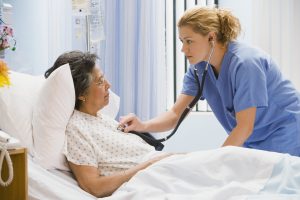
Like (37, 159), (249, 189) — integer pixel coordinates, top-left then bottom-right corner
(0, 24), (16, 51)
(0, 59), (10, 87)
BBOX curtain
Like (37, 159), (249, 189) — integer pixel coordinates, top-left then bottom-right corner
(103, 0), (166, 119)
(47, 0), (72, 70)
(251, 0), (300, 90)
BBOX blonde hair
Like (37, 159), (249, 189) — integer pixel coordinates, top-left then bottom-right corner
(177, 7), (241, 45)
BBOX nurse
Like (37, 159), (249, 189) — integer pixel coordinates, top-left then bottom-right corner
(119, 7), (300, 156)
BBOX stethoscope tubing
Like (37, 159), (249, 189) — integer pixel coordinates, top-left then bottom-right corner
(158, 43), (215, 142)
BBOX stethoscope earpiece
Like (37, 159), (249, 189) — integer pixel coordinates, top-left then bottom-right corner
(209, 38), (215, 47)
(205, 39), (215, 70)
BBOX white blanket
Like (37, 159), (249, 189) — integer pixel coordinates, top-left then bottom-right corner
(28, 157), (95, 200)
(102, 146), (300, 200)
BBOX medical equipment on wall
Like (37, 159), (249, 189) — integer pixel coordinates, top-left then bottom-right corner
(0, 130), (20, 187)
(72, 0), (104, 54)
(120, 40), (215, 150)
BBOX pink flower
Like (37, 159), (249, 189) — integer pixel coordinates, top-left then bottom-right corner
(0, 25), (16, 51)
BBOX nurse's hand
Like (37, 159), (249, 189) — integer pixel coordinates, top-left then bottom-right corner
(119, 113), (146, 133)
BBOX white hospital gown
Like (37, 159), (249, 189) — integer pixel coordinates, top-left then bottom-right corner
(63, 110), (156, 176)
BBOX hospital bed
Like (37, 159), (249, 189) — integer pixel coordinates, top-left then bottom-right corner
(28, 157), (95, 200)
(29, 147), (300, 200)
(1, 70), (300, 200)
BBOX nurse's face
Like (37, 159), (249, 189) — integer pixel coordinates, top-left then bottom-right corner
(179, 26), (211, 65)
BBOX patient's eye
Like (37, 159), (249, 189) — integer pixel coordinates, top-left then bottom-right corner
(95, 75), (105, 86)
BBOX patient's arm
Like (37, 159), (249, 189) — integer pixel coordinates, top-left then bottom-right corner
(120, 94), (194, 133)
(69, 153), (172, 197)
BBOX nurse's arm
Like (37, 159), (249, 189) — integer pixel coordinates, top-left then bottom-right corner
(120, 94), (194, 133)
(222, 107), (256, 147)
(143, 94), (194, 132)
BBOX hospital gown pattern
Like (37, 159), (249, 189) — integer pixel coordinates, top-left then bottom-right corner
(63, 110), (155, 176)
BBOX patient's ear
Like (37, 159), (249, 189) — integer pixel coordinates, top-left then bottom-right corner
(78, 96), (86, 102)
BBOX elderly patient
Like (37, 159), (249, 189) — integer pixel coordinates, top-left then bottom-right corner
(44, 51), (170, 197)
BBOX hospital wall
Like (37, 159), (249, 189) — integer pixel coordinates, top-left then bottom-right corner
(162, 113), (227, 152)
(4, 0), (72, 75)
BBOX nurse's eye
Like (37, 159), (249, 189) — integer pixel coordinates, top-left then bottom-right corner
(186, 40), (192, 44)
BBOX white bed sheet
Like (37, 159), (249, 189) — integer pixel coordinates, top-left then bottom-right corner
(103, 146), (300, 200)
(28, 147), (300, 200)
(28, 157), (96, 200)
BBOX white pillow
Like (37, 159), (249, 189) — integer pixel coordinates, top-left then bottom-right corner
(32, 63), (120, 170)
(0, 71), (44, 155)
(32, 64), (75, 170)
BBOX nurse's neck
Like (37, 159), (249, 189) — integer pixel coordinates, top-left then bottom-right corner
(210, 42), (228, 76)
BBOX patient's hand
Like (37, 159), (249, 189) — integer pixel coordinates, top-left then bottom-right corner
(119, 113), (145, 133)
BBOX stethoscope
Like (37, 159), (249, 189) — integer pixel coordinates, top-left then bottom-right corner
(193, 39), (215, 100)
(153, 39), (216, 143)
(118, 39), (216, 151)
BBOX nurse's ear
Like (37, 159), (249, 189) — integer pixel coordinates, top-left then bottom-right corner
(208, 37), (215, 47)
(207, 31), (216, 38)
(207, 32), (216, 46)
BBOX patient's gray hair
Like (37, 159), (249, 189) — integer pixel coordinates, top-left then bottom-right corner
(45, 50), (98, 109)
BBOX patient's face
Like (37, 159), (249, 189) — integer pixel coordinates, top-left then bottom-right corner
(80, 67), (111, 116)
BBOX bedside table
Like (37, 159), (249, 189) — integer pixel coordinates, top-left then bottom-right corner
(0, 148), (28, 200)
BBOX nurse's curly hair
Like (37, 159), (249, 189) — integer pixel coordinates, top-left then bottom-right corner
(178, 6), (241, 46)
(44, 50), (98, 110)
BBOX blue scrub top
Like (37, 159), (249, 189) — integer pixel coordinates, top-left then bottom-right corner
(182, 41), (300, 156)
